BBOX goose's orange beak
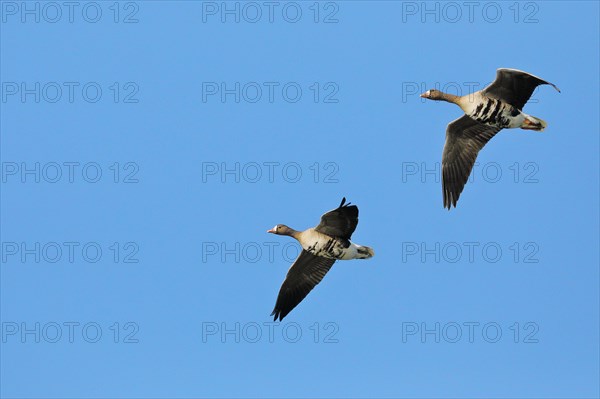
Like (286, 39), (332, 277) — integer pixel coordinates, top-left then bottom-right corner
(267, 228), (276, 234)
(420, 92), (427, 98)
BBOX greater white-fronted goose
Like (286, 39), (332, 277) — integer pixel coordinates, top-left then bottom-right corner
(267, 197), (374, 321)
(421, 68), (560, 209)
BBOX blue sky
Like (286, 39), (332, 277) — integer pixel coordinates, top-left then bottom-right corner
(1, 1), (598, 398)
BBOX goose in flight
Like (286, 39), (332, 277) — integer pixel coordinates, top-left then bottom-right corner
(421, 68), (560, 209)
(267, 197), (374, 321)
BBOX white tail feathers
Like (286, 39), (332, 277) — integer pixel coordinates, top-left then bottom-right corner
(522, 115), (547, 131)
(357, 246), (375, 259)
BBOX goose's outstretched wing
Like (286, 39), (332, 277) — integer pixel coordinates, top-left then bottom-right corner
(271, 250), (336, 321)
(315, 197), (359, 240)
(442, 115), (502, 209)
(483, 68), (560, 110)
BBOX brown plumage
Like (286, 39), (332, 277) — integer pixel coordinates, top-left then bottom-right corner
(421, 68), (560, 209)
(267, 198), (374, 321)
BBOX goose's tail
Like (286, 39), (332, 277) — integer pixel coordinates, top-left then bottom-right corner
(357, 245), (375, 259)
(521, 115), (547, 131)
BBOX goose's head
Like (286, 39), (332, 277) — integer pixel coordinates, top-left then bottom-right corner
(267, 224), (294, 236)
(420, 89), (444, 100)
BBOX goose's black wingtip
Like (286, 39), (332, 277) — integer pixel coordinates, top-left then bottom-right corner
(270, 309), (284, 322)
(339, 197), (352, 208)
(443, 199), (458, 210)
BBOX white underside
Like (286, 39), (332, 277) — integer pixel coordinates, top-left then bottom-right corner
(507, 113), (526, 128)
(302, 239), (365, 260)
(299, 230), (369, 260)
(460, 92), (527, 129)
(338, 242), (362, 260)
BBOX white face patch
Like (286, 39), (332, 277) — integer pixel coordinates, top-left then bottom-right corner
(273, 225), (278, 232)
(425, 90), (431, 97)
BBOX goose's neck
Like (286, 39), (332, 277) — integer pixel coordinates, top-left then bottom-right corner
(438, 92), (460, 104)
(286, 228), (301, 239)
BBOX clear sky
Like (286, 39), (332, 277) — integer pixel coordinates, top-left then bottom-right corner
(1, 1), (599, 398)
